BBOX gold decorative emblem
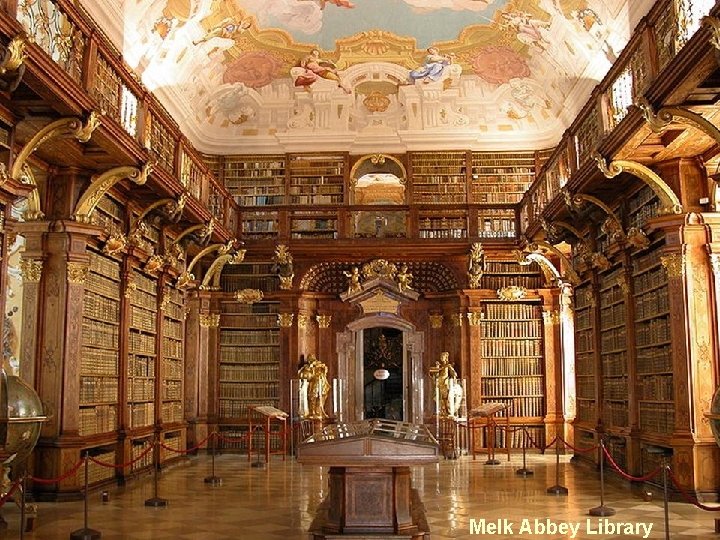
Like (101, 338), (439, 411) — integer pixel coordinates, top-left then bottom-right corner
(66, 262), (88, 284)
(0, 34), (27, 75)
(359, 291), (400, 314)
(466, 312), (483, 326)
(124, 276), (137, 299)
(468, 242), (485, 289)
(199, 313), (220, 328)
(159, 289), (170, 312)
(103, 227), (127, 256)
(429, 314), (443, 329)
(144, 254), (165, 274)
(497, 286), (528, 301)
(278, 313), (294, 327)
(234, 289), (264, 304)
(316, 315), (332, 328)
(273, 244), (294, 290)
(660, 253), (684, 279)
(19, 258), (42, 283)
(626, 227), (649, 250)
(362, 259), (397, 281)
(298, 314), (310, 329)
(363, 91), (391, 113)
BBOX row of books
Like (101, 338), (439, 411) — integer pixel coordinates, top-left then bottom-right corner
(133, 271), (157, 295)
(478, 228), (516, 239)
(480, 356), (543, 376)
(129, 332), (155, 355)
(83, 290), (119, 322)
(639, 403), (675, 434)
(481, 320), (542, 338)
(602, 402), (629, 428)
(163, 380), (182, 400)
(162, 302), (184, 321)
(220, 276), (279, 292)
(220, 365), (279, 381)
(636, 344), (672, 374)
(633, 266), (667, 294)
(81, 347), (118, 375)
(603, 377), (629, 400)
(634, 287), (669, 320)
(576, 310), (592, 330)
(576, 353), (595, 377)
(414, 194), (466, 204)
(79, 404), (117, 436)
(219, 383), (279, 399)
(129, 356), (155, 377)
(218, 399), (278, 419)
(163, 338), (183, 359)
(130, 306), (157, 333)
(163, 357), (183, 379)
(635, 318), (671, 346)
(602, 352), (628, 376)
(220, 347), (279, 363)
(77, 449), (116, 485)
(576, 400), (596, 423)
(162, 402), (183, 423)
(600, 326), (626, 351)
(242, 220), (278, 232)
(80, 376), (118, 404)
(471, 424), (545, 450)
(235, 195), (285, 206)
(632, 248), (662, 275)
(129, 288), (157, 311)
(481, 376), (543, 397)
(600, 303), (626, 329)
(638, 374), (674, 401)
(222, 302), (279, 315)
(220, 330), (279, 345)
(130, 440), (153, 471)
(224, 159), (285, 170)
(82, 321), (119, 349)
(163, 319), (183, 340)
(129, 403), (155, 428)
(480, 396), (544, 418)
(479, 339), (543, 357)
(89, 250), (121, 281)
(419, 229), (467, 239)
(289, 195), (343, 205)
(87, 273), (120, 300)
(128, 378), (155, 402)
(577, 378), (596, 398)
(484, 303), (538, 319)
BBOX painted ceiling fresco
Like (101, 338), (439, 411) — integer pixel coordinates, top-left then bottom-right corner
(86, 0), (655, 153)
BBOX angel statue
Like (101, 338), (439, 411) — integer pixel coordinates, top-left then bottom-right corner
(396, 264), (413, 292)
(272, 244), (294, 290)
(343, 266), (362, 294)
(430, 352), (464, 418)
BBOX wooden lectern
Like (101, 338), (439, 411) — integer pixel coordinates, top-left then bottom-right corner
(297, 420), (439, 539)
(248, 405), (288, 464)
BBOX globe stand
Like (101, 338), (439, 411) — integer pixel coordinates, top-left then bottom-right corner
(144, 437), (168, 508)
(588, 439), (615, 517)
(546, 437), (568, 495)
(646, 446), (672, 540)
(70, 454), (101, 540)
(20, 474), (26, 540)
(516, 425), (533, 477)
(203, 433), (222, 486)
(484, 421), (500, 466)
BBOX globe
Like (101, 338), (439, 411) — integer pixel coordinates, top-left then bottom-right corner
(0, 373), (45, 473)
(708, 385), (720, 446)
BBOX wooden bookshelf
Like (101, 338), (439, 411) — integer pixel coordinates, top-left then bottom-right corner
(161, 286), (184, 425)
(418, 209), (467, 239)
(127, 270), (157, 430)
(224, 155), (287, 206)
(480, 260), (544, 290)
(573, 281), (597, 427)
(470, 152), (535, 204)
(598, 265), (629, 431)
(220, 262), (278, 293)
(291, 210), (338, 239)
(288, 154), (346, 205)
(477, 208), (516, 239)
(218, 301), (280, 421)
(241, 210), (280, 239)
(476, 301), (545, 449)
(409, 151), (467, 204)
(80, 248), (121, 437)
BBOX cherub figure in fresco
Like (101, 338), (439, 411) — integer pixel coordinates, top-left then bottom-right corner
(570, 8), (617, 62)
(294, 49), (351, 93)
(408, 47), (453, 84)
(500, 10), (551, 51)
(193, 16), (251, 46)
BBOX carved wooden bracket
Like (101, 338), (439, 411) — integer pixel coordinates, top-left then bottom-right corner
(0, 34), (27, 92)
(199, 248), (246, 290)
(73, 161), (152, 223)
(517, 240), (580, 286)
(592, 152), (683, 215)
(702, 16), (720, 51)
(10, 111), (102, 182)
(17, 163), (44, 220)
(176, 240), (238, 289)
(173, 218), (215, 247)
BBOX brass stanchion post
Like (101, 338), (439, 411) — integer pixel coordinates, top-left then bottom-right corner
(70, 453), (101, 539)
(588, 439), (615, 516)
(204, 433), (222, 486)
(19, 474), (25, 540)
(546, 437), (568, 495)
(144, 436), (168, 507)
(516, 425), (533, 476)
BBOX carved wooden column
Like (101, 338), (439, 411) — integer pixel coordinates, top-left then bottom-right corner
(196, 293), (219, 443)
(184, 293), (201, 445)
(426, 311), (443, 422)
(278, 309), (295, 415)
(465, 301), (482, 414)
(540, 289), (563, 442)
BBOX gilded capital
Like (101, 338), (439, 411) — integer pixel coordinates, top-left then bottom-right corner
(298, 314), (311, 329)
(316, 315), (332, 328)
(660, 253), (685, 279)
(466, 312), (483, 326)
(278, 313), (294, 327)
(710, 253), (720, 276)
(67, 262), (88, 284)
(19, 258), (42, 283)
(429, 314), (443, 329)
(451, 313), (464, 327)
(542, 310), (561, 325)
(199, 313), (220, 328)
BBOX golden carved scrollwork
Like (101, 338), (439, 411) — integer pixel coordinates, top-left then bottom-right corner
(592, 152), (682, 215)
(66, 262), (88, 284)
(144, 255), (165, 275)
(199, 246), (246, 290)
(273, 244), (294, 290)
(178, 241), (237, 290)
(703, 16), (720, 50)
(451, 313), (464, 327)
(10, 111), (102, 182)
(0, 34), (27, 75)
(235, 289), (264, 304)
(73, 161), (153, 223)
(199, 313), (220, 328)
(19, 258), (42, 283)
(174, 218), (216, 247)
(159, 289), (170, 312)
(497, 285), (528, 301)
(466, 312), (483, 326)
(429, 314), (443, 329)
(542, 310), (561, 325)
(277, 313), (294, 327)
(661, 253), (685, 279)
(316, 315), (332, 328)
(103, 226), (127, 256)
(124, 276), (137, 298)
(468, 242), (485, 289)
(636, 96), (720, 148)
(297, 314), (310, 329)
(519, 241), (579, 286)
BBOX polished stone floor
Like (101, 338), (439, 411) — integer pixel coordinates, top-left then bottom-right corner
(1, 453), (718, 539)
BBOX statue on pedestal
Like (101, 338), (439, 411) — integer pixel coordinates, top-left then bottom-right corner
(298, 354), (330, 420)
(430, 352), (463, 418)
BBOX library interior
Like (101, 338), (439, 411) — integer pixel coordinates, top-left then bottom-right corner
(0, 0), (719, 538)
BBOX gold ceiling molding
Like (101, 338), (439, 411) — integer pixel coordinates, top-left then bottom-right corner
(592, 152), (683, 215)
(9, 111), (101, 182)
(73, 161), (153, 223)
(335, 31), (418, 70)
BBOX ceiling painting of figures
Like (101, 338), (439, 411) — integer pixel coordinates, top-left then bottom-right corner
(83, 0), (656, 153)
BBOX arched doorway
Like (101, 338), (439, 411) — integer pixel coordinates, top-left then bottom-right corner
(336, 314), (424, 423)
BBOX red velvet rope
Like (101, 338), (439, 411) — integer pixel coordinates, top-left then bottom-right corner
(214, 432), (248, 445)
(668, 468), (720, 512)
(522, 426), (557, 451)
(601, 445), (662, 482)
(559, 436), (598, 454)
(31, 457), (86, 484)
(89, 443), (154, 469)
(160, 433), (213, 455)
(0, 478), (22, 507)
